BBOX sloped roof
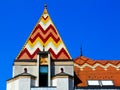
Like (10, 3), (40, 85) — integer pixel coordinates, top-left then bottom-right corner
(74, 56), (120, 87)
(74, 56), (120, 69)
(16, 5), (71, 60)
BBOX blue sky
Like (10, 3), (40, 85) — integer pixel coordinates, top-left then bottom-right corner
(1, 0), (120, 89)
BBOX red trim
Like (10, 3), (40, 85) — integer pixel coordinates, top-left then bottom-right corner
(18, 48), (70, 59)
(49, 48), (70, 59)
(18, 48), (41, 59)
(29, 32), (60, 43)
(32, 24), (57, 34)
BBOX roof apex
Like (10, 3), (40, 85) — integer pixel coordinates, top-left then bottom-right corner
(43, 4), (48, 14)
(16, 5), (71, 60)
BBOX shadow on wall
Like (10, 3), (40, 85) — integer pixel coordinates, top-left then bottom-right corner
(74, 72), (82, 86)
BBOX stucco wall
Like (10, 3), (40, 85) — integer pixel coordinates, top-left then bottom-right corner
(54, 65), (73, 76)
(13, 65), (38, 86)
(7, 76), (31, 90)
(57, 78), (69, 90)
(13, 66), (37, 77)
(19, 77), (31, 90)
(7, 79), (19, 90)
(52, 79), (57, 86)
(31, 79), (36, 87)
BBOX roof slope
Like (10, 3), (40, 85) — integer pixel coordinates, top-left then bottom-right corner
(16, 6), (71, 60)
(74, 56), (120, 87)
(74, 56), (120, 67)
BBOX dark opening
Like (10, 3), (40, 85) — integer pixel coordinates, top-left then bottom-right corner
(39, 65), (48, 87)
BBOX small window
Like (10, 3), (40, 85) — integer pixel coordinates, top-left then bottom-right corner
(40, 66), (48, 73)
(39, 65), (48, 87)
(101, 80), (114, 86)
(88, 80), (100, 86)
(88, 80), (114, 86)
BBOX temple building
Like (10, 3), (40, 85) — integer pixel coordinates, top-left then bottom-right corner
(7, 5), (120, 90)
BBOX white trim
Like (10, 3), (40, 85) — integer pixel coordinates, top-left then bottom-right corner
(74, 63), (120, 70)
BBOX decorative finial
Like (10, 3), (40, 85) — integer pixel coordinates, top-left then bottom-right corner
(80, 46), (83, 56)
(24, 68), (27, 73)
(43, 45), (45, 51)
(61, 68), (64, 73)
(44, 4), (47, 9)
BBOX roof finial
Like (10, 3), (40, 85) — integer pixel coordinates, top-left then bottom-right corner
(43, 45), (45, 51)
(24, 68), (27, 73)
(80, 46), (83, 56)
(61, 68), (64, 73)
(44, 4), (47, 9)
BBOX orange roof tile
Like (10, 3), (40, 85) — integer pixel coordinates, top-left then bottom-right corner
(74, 56), (120, 66)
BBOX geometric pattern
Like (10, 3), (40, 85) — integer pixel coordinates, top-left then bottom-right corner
(74, 56), (120, 86)
(16, 7), (71, 60)
(74, 63), (120, 71)
(74, 56), (120, 70)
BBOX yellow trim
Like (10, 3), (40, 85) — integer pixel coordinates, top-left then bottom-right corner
(41, 16), (50, 24)
(27, 37), (62, 48)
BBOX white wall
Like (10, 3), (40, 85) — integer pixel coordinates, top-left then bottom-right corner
(19, 77), (31, 90)
(7, 79), (19, 90)
(52, 76), (74, 90)
(31, 79), (36, 87)
(13, 66), (37, 77)
(57, 78), (69, 90)
(54, 66), (74, 76)
(13, 66), (38, 86)
(7, 77), (31, 90)
(52, 79), (57, 86)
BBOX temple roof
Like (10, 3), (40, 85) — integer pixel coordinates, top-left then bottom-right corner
(16, 5), (71, 60)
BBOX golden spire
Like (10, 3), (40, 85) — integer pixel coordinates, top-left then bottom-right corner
(43, 4), (48, 14)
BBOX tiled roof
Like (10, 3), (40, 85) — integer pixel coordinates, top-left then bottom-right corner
(74, 56), (120, 87)
(16, 5), (71, 60)
(74, 56), (120, 66)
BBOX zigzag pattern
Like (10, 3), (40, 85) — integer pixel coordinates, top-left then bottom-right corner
(49, 48), (70, 59)
(74, 63), (120, 70)
(74, 56), (120, 65)
(25, 41), (65, 55)
(27, 37), (61, 48)
(74, 56), (120, 70)
(31, 25), (58, 39)
(32, 24), (57, 34)
(18, 47), (70, 59)
(42, 16), (48, 20)
(41, 16), (51, 24)
(18, 48), (41, 59)
(29, 32), (60, 43)
(16, 7), (71, 60)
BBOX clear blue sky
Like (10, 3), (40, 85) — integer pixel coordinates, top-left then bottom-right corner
(1, 0), (120, 89)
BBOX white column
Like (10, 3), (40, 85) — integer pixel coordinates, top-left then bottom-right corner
(48, 53), (51, 86)
(36, 54), (40, 86)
